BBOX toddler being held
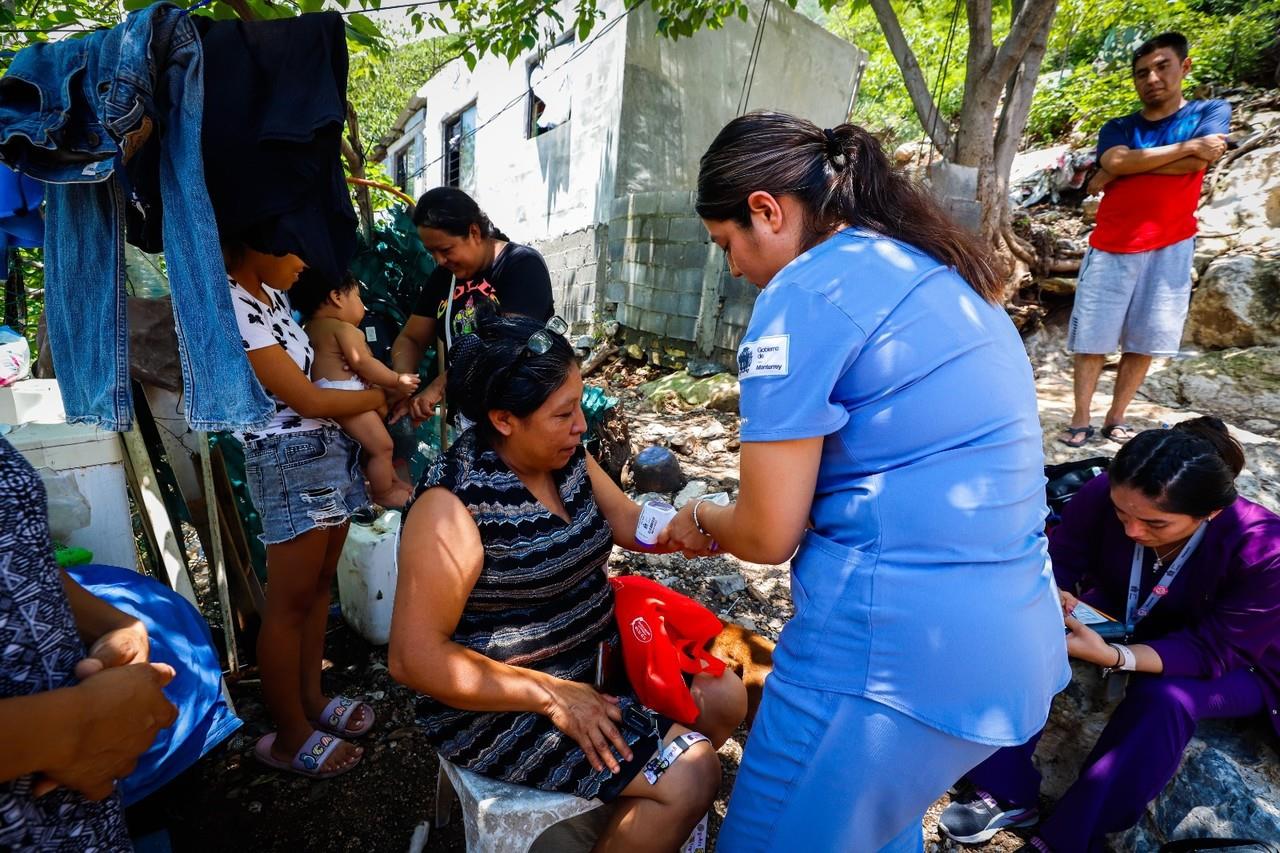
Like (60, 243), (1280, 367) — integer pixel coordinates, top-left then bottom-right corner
(298, 273), (419, 507)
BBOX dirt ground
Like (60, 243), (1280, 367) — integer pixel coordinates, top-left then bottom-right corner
(150, 360), (1066, 853)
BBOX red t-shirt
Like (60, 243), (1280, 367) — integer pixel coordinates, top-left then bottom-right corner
(1090, 172), (1205, 253)
(1089, 100), (1231, 254)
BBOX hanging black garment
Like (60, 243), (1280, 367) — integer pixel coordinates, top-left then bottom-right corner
(195, 12), (357, 286)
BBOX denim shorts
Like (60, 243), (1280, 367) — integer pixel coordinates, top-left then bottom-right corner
(243, 426), (369, 544)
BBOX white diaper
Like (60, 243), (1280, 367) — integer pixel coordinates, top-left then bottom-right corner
(314, 377), (367, 391)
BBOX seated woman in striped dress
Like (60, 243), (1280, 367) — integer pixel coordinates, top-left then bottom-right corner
(389, 312), (747, 853)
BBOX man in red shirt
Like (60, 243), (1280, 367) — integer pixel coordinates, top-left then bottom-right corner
(1061, 32), (1230, 448)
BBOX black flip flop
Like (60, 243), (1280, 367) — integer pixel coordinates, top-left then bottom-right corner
(1101, 423), (1136, 444)
(1058, 425), (1095, 448)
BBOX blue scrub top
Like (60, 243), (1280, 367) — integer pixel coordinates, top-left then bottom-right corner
(738, 228), (1069, 745)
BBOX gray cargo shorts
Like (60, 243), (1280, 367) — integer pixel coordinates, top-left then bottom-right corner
(1066, 236), (1195, 356)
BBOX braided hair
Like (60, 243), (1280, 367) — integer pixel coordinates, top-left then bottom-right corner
(1109, 417), (1245, 517)
(446, 310), (575, 441)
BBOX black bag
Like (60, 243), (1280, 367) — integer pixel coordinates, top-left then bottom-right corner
(1160, 840), (1280, 853)
(1045, 456), (1112, 518)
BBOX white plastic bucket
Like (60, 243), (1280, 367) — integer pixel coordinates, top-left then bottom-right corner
(336, 510), (401, 645)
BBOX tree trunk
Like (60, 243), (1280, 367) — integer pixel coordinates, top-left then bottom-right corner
(866, 0), (952, 152)
(993, 0), (1056, 279)
(868, 0), (1060, 295)
(343, 103), (375, 240)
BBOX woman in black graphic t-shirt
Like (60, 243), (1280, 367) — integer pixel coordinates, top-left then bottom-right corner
(390, 188), (554, 423)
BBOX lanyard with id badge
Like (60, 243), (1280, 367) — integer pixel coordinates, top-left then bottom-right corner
(618, 700), (710, 853)
(1103, 523), (1207, 697)
(1123, 522), (1206, 636)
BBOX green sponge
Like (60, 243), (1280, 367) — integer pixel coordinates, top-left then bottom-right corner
(54, 546), (93, 567)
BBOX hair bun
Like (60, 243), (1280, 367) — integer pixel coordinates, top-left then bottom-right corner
(822, 127), (848, 169)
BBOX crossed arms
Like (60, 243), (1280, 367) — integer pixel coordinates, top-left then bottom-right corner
(1088, 133), (1228, 195)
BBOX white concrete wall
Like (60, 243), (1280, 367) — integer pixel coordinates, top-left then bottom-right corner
(384, 0), (628, 246)
(615, 3), (865, 196)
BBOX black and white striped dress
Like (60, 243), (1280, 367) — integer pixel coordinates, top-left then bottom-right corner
(411, 430), (670, 800)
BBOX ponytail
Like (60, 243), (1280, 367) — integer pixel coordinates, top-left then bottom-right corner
(696, 112), (1002, 302)
(1110, 417), (1244, 517)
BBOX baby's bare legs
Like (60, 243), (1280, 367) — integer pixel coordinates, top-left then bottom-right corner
(337, 411), (413, 507)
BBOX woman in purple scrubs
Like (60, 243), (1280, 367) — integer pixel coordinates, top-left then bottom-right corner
(942, 417), (1280, 850)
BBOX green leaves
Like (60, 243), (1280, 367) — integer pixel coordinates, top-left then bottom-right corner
(348, 35), (459, 145)
(345, 10), (382, 47)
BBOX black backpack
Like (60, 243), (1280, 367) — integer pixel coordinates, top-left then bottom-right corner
(1045, 456), (1111, 520)
(1160, 840), (1280, 853)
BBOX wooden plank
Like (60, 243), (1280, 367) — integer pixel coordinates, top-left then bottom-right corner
(209, 447), (264, 611)
(121, 422), (198, 606)
(120, 440), (161, 579)
(209, 446), (264, 652)
(198, 434), (239, 675)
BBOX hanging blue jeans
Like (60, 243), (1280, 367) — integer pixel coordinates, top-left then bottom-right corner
(0, 3), (273, 432)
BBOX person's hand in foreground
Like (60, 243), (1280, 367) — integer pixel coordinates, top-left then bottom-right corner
(33, 662), (178, 800)
(1058, 589), (1080, 622)
(393, 374), (446, 425)
(73, 620), (150, 680)
(1063, 616), (1113, 665)
(539, 677), (632, 774)
(658, 501), (718, 558)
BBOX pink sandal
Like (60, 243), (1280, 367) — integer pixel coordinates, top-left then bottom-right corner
(254, 730), (362, 779)
(314, 695), (375, 737)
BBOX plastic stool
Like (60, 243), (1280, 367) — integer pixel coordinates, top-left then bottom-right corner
(433, 760), (610, 853)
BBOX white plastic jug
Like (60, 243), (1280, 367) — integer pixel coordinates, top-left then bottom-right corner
(336, 510), (401, 645)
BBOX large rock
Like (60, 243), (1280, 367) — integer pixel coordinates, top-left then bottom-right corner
(1198, 142), (1280, 255)
(637, 371), (740, 414)
(1145, 347), (1280, 436)
(1039, 663), (1280, 850)
(1184, 255), (1280, 349)
(1120, 718), (1280, 849)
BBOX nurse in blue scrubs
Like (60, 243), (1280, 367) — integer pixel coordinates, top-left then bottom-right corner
(660, 112), (1070, 852)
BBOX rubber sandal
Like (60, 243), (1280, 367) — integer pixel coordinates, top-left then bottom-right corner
(315, 695), (375, 738)
(1058, 425), (1095, 448)
(1101, 423), (1136, 444)
(254, 730), (361, 779)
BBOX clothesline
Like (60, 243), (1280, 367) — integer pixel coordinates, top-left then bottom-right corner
(0, 0), (451, 35)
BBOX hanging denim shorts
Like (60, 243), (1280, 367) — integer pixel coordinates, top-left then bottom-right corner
(243, 426), (369, 544)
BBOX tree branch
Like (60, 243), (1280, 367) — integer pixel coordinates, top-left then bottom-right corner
(866, 0), (953, 153)
(343, 102), (374, 240)
(966, 0), (994, 59)
(994, 0), (1052, 181)
(990, 0), (1059, 88)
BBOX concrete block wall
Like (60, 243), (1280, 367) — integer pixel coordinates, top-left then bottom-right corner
(531, 226), (607, 333)
(603, 190), (759, 369)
